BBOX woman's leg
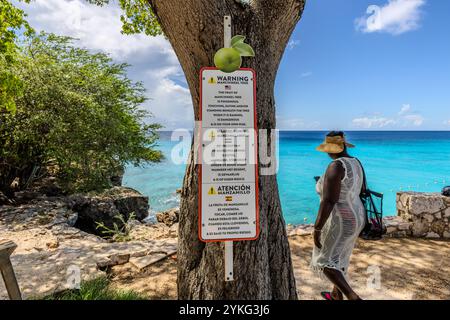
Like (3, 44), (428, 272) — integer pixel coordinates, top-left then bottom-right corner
(323, 267), (361, 300)
(331, 286), (343, 300)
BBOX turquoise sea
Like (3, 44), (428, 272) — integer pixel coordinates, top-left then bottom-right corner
(123, 131), (450, 225)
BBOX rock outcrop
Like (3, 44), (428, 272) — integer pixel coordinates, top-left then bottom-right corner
(70, 187), (149, 236)
(156, 208), (179, 227)
(0, 191), (12, 206)
(0, 197), (176, 300)
(397, 192), (450, 239)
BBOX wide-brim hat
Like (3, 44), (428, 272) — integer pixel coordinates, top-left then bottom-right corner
(316, 135), (355, 154)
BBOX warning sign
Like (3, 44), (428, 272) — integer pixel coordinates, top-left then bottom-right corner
(199, 67), (259, 242)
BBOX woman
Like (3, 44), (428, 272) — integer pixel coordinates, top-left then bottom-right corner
(311, 131), (366, 300)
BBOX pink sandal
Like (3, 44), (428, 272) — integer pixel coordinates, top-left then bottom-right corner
(320, 291), (335, 300)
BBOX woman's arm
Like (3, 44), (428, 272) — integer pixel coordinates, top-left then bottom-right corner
(313, 161), (344, 248)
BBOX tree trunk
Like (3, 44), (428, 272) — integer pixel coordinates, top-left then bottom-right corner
(148, 0), (306, 299)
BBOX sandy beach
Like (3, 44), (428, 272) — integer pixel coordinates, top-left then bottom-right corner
(110, 235), (450, 300)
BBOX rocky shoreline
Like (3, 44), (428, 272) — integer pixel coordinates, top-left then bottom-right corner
(1, 185), (448, 299)
(0, 186), (178, 299)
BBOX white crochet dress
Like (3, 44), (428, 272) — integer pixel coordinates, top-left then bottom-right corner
(311, 157), (366, 278)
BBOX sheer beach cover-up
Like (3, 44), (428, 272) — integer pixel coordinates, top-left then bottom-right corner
(311, 157), (366, 278)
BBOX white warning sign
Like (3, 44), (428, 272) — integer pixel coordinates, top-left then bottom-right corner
(199, 67), (259, 242)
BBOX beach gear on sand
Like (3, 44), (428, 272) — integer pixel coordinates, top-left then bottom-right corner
(357, 159), (386, 240)
(316, 135), (355, 154)
(311, 157), (366, 278)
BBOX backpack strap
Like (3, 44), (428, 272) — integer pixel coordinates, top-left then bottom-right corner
(355, 158), (368, 196)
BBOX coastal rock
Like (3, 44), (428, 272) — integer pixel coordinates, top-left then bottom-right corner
(445, 208), (450, 218)
(0, 191), (12, 205)
(385, 226), (396, 234)
(423, 214), (434, 224)
(108, 253), (130, 266)
(0, 185), (179, 300)
(411, 218), (429, 237)
(287, 225), (314, 237)
(31, 176), (64, 197)
(14, 190), (43, 204)
(101, 187), (149, 221)
(397, 193), (410, 211)
(397, 192), (450, 239)
(430, 220), (446, 236)
(1, 194), (177, 299)
(0, 199), (75, 231)
(46, 240), (59, 249)
(129, 222), (174, 240)
(70, 187), (149, 237)
(156, 208), (179, 227)
(398, 222), (411, 231)
(408, 194), (444, 215)
(443, 231), (450, 239)
(0, 223), (177, 299)
(425, 232), (440, 239)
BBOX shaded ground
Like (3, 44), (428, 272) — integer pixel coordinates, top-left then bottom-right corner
(0, 226), (177, 300)
(110, 257), (178, 299)
(112, 236), (450, 300)
(291, 236), (450, 300)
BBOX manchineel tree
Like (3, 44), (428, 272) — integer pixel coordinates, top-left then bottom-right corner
(95, 0), (307, 299)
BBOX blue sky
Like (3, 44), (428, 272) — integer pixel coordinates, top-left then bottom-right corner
(277, 0), (450, 130)
(16, 0), (450, 130)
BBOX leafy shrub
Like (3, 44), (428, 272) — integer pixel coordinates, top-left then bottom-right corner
(95, 212), (135, 242)
(0, 33), (163, 195)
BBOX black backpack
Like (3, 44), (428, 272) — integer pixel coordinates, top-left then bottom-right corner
(442, 186), (450, 197)
(356, 159), (386, 240)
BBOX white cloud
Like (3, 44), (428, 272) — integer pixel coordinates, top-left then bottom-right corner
(403, 114), (424, 126)
(300, 72), (313, 78)
(16, 0), (194, 130)
(398, 104), (411, 115)
(277, 117), (320, 130)
(444, 120), (450, 126)
(398, 104), (424, 126)
(352, 116), (396, 129)
(287, 39), (300, 50)
(17, 0), (162, 59)
(355, 0), (426, 35)
(352, 104), (425, 129)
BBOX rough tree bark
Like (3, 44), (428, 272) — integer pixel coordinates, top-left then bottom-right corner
(147, 0), (306, 299)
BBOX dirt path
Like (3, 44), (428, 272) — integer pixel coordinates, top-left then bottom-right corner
(291, 236), (450, 300)
(111, 236), (450, 300)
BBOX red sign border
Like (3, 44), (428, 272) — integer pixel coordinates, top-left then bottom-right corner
(198, 67), (260, 243)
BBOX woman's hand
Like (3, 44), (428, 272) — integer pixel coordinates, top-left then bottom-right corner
(314, 229), (322, 249)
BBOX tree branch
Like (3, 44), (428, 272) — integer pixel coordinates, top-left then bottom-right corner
(257, 0), (306, 23)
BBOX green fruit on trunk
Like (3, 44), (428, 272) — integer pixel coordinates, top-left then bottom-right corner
(214, 48), (242, 73)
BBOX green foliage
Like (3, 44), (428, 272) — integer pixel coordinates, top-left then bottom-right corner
(2, 0), (162, 113)
(0, 33), (163, 194)
(0, 0), (33, 114)
(87, 0), (162, 36)
(230, 35), (255, 57)
(43, 276), (146, 300)
(95, 212), (135, 242)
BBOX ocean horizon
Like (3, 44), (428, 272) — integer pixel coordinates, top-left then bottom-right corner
(123, 130), (450, 225)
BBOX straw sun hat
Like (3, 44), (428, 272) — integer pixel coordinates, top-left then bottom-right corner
(316, 134), (355, 154)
